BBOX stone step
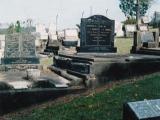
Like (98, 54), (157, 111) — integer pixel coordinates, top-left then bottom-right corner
(49, 66), (84, 86)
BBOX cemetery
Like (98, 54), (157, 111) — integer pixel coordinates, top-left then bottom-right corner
(51, 15), (160, 88)
(1, 0), (160, 120)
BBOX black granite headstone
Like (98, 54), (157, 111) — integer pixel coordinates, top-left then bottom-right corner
(77, 15), (117, 53)
(2, 33), (39, 64)
(123, 99), (160, 120)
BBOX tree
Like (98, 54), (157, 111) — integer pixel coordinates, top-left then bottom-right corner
(7, 23), (15, 34)
(15, 20), (21, 33)
(119, 0), (154, 19)
(7, 20), (22, 34)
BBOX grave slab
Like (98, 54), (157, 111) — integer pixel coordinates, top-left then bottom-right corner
(52, 53), (160, 87)
(123, 99), (160, 120)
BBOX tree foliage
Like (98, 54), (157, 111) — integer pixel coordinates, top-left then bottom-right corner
(119, 0), (154, 18)
(7, 23), (15, 34)
(7, 20), (21, 34)
(15, 20), (21, 33)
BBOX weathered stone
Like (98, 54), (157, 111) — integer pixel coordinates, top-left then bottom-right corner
(131, 29), (160, 54)
(26, 69), (41, 80)
(123, 99), (160, 120)
(2, 33), (39, 64)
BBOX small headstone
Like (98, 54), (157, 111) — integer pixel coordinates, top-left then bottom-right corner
(78, 15), (117, 53)
(123, 99), (160, 120)
(125, 25), (137, 32)
(139, 25), (148, 31)
(26, 69), (41, 80)
(125, 25), (137, 37)
(2, 33), (39, 64)
(0, 35), (5, 62)
(141, 32), (154, 43)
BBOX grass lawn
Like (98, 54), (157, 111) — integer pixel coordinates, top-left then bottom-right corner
(10, 73), (160, 120)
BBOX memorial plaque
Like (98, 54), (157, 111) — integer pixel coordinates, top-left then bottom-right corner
(2, 33), (39, 64)
(78, 15), (117, 52)
(5, 34), (20, 58)
(21, 34), (36, 57)
(123, 99), (160, 120)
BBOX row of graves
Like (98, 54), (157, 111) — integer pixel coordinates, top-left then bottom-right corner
(51, 15), (160, 87)
(0, 15), (160, 118)
(50, 15), (160, 120)
(125, 17), (160, 120)
(0, 32), (83, 114)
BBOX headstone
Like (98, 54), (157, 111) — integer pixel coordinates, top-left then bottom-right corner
(141, 32), (154, 43)
(131, 18), (159, 54)
(0, 35), (5, 60)
(123, 99), (160, 120)
(139, 25), (148, 31)
(62, 28), (79, 47)
(26, 69), (41, 80)
(125, 24), (137, 37)
(77, 15), (117, 53)
(125, 25), (137, 33)
(115, 22), (124, 37)
(44, 34), (59, 54)
(2, 33), (39, 64)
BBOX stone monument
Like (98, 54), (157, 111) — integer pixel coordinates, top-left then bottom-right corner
(131, 17), (160, 55)
(50, 15), (160, 88)
(44, 34), (59, 55)
(2, 33), (39, 64)
(50, 15), (119, 87)
(77, 15), (117, 53)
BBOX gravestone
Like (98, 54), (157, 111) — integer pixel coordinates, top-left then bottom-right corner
(77, 15), (117, 53)
(131, 16), (160, 55)
(131, 29), (159, 53)
(123, 99), (160, 120)
(52, 15), (120, 87)
(2, 33), (39, 64)
(44, 35), (59, 55)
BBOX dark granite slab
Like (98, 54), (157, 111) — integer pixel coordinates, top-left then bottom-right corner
(78, 15), (117, 53)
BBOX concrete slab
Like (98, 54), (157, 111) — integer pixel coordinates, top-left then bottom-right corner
(8, 81), (31, 89)
(53, 53), (160, 87)
(0, 70), (70, 89)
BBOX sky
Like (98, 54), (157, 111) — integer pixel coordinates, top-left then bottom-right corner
(0, 0), (160, 29)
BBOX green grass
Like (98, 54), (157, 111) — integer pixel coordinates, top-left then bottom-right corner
(11, 74), (160, 120)
(115, 37), (133, 55)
